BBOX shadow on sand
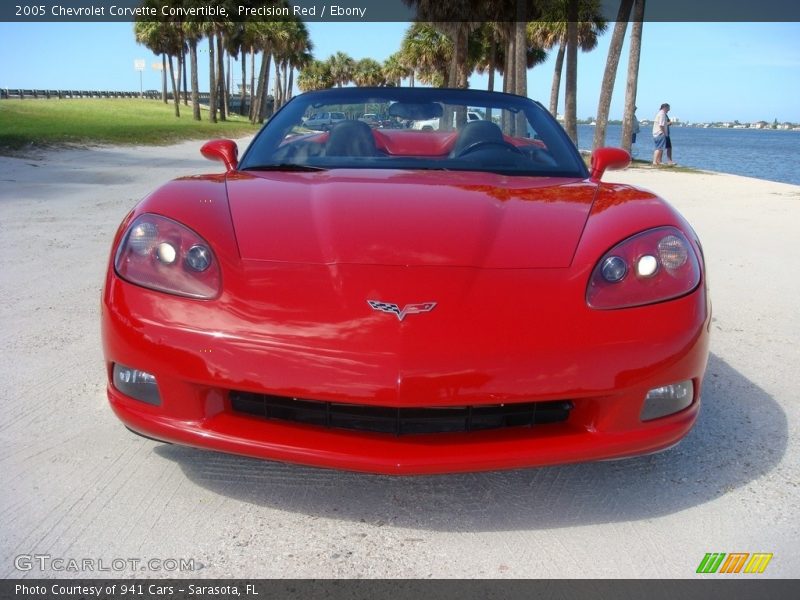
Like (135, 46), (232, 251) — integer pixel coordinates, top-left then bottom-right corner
(155, 353), (786, 532)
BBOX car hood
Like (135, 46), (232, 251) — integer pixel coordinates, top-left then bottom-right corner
(226, 169), (597, 268)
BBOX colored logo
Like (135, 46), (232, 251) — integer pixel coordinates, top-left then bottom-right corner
(696, 553), (773, 574)
(367, 300), (437, 321)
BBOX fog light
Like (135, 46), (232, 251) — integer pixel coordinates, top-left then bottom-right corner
(641, 380), (693, 421)
(113, 363), (161, 405)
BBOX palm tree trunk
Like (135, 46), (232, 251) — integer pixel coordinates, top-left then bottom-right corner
(161, 54), (167, 103)
(549, 42), (565, 117)
(274, 63), (283, 111)
(189, 39), (200, 121)
(167, 54), (180, 117)
(254, 50), (272, 123)
(260, 52), (273, 120)
(564, 1), (579, 144)
(174, 51), (183, 104)
(227, 53), (232, 115)
(287, 67), (294, 102)
(593, 0), (634, 150)
(252, 52), (265, 122)
(216, 33), (227, 121)
(249, 46), (255, 119)
(240, 54), (247, 116)
(209, 34), (217, 123)
(180, 35), (188, 106)
(487, 36), (496, 92)
(514, 9), (527, 135)
(502, 27), (515, 134)
(621, 0), (645, 154)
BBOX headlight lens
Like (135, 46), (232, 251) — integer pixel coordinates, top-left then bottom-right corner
(114, 214), (221, 299)
(587, 226), (701, 309)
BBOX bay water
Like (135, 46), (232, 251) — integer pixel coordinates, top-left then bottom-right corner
(577, 123), (800, 186)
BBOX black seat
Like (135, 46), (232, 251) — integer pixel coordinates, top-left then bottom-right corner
(326, 120), (378, 157)
(451, 120), (505, 156)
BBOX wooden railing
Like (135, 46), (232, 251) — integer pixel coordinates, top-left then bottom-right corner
(1, 89), (212, 101)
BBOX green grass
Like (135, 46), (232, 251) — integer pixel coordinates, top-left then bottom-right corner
(629, 158), (702, 174)
(0, 99), (261, 152)
(581, 153), (702, 175)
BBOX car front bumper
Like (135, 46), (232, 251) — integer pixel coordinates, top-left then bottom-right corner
(102, 263), (710, 475)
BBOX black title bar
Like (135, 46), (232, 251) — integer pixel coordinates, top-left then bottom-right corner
(3, 0), (800, 23)
(2, 579), (800, 600)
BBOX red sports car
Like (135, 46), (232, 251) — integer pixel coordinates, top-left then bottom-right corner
(102, 87), (710, 474)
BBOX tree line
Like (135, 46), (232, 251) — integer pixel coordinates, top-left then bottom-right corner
(134, 0), (646, 151)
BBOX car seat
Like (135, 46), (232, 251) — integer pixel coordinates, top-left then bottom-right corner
(326, 120), (379, 157)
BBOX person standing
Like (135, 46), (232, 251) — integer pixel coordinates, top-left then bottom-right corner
(664, 111), (675, 165)
(652, 103), (670, 165)
(631, 106), (641, 152)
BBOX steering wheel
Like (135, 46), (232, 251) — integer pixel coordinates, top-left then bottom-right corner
(456, 140), (524, 158)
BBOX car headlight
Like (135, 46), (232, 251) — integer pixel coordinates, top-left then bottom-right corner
(114, 214), (221, 299)
(586, 226), (701, 309)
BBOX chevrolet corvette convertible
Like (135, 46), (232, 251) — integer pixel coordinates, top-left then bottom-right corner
(102, 87), (710, 474)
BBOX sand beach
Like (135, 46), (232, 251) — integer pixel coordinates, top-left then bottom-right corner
(1, 139), (798, 578)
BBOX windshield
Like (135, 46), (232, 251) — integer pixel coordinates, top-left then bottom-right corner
(239, 88), (587, 178)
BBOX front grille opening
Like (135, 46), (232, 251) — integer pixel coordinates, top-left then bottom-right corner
(230, 391), (573, 436)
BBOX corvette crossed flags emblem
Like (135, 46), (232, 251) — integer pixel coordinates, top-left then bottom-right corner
(367, 300), (437, 321)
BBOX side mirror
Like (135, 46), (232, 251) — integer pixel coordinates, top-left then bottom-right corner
(201, 139), (238, 172)
(589, 147), (631, 182)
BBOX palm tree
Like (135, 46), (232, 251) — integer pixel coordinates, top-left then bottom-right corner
(134, 16), (182, 117)
(593, 0), (634, 149)
(226, 22), (248, 116)
(216, 24), (229, 121)
(183, 17), (204, 121)
(620, 0), (645, 154)
(382, 52), (410, 87)
(282, 21), (312, 105)
(272, 20), (307, 112)
(205, 26), (218, 122)
(528, 0), (608, 118)
(250, 20), (280, 123)
(353, 58), (386, 87)
(403, 1), (492, 88)
(297, 60), (334, 92)
(287, 48), (313, 101)
(472, 23), (501, 92)
(327, 51), (356, 88)
(473, 21), (546, 95)
(249, 16), (302, 121)
(564, 1), (579, 143)
(400, 23), (451, 87)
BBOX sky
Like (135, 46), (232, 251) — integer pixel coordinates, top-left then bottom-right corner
(1, 21), (799, 124)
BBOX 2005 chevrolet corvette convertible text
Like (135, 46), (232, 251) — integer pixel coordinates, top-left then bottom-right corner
(101, 87), (710, 474)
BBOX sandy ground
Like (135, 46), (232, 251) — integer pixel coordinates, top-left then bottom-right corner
(1, 139), (798, 579)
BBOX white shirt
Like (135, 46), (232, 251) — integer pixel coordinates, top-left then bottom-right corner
(653, 109), (668, 137)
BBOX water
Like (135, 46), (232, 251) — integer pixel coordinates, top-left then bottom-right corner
(577, 123), (800, 186)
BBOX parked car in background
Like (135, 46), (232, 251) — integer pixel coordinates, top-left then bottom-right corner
(303, 111), (346, 130)
(412, 109), (484, 130)
(359, 113), (381, 126)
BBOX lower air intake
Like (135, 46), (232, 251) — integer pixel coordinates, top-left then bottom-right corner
(230, 391), (572, 436)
